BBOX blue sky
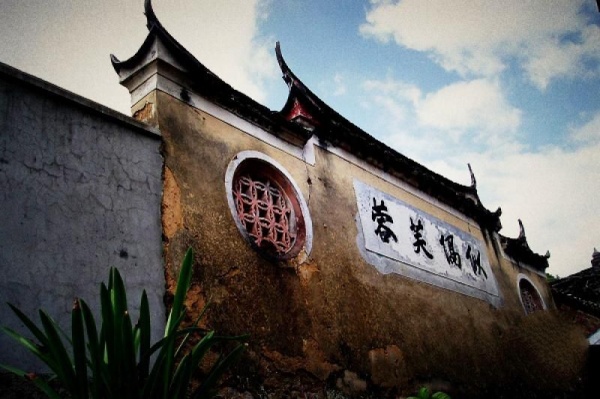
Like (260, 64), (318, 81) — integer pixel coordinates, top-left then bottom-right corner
(1, 0), (599, 277)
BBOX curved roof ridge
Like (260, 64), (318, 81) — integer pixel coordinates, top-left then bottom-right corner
(499, 219), (550, 271)
(144, 0), (160, 30)
(110, 2), (311, 147)
(275, 43), (502, 229)
(111, 2), (503, 232)
(275, 42), (468, 189)
(111, 0), (217, 80)
(276, 41), (357, 129)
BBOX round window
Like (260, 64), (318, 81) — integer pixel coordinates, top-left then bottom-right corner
(226, 152), (311, 260)
(518, 276), (545, 314)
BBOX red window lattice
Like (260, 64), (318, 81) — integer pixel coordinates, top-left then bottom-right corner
(233, 174), (296, 256)
(520, 282), (543, 314)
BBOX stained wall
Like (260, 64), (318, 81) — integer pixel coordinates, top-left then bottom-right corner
(0, 64), (165, 371)
(149, 87), (588, 398)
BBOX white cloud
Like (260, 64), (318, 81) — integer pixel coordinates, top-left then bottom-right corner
(154, 0), (276, 103)
(363, 78), (422, 125)
(417, 79), (521, 145)
(397, 130), (600, 278)
(364, 78), (422, 106)
(363, 77), (522, 154)
(0, 1), (275, 113)
(570, 110), (600, 144)
(360, 0), (599, 89)
(457, 144), (600, 278)
(333, 73), (348, 96)
(523, 25), (600, 89)
(360, 75), (600, 277)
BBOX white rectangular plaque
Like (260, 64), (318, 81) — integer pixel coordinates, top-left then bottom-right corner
(354, 180), (500, 302)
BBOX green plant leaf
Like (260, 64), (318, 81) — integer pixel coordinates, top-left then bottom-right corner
(174, 305), (208, 360)
(161, 331), (177, 399)
(181, 331), (221, 398)
(192, 343), (246, 399)
(100, 283), (113, 362)
(100, 281), (120, 391)
(166, 248), (193, 336)
(0, 363), (30, 375)
(157, 248), (194, 399)
(4, 304), (66, 376)
(0, 327), (54, 367)
(72, 299), (88, 399)
(169, 355), (192, 398)
(138, 290), (151, 381)
(140, 330), (179, 399)
(122, 310), (138, 399)
(30, 377), (63, 399)
(80, 299), (102, 399)
(0, 365), (62, 399)
(432, 392), (451, 399)
(2, 247), (245, 399)
(111, 268), (128, 319)
(110, 268), (128, 391)
(189, 331), (216, 365)
(39, 309), (77, 396)
(7, 303), (49, 349)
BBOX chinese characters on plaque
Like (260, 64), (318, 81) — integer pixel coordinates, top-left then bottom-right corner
(354, 180), (499, 298)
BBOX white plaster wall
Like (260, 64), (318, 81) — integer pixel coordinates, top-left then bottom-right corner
(0, 69), (165, 372)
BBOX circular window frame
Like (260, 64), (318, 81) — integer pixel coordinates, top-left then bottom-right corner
(225, 151), (312, 261)
(517, 273), (546, 314)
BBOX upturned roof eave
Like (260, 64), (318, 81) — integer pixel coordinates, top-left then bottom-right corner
(110, 25), (158, 76)
(499, 234), (550, 272)
(275, 43), (501, 229)
(111, 0), (311, 144)
(115, 1), (502, 231)
(111, 1), (219, 82)
(551, 270), (600, 317)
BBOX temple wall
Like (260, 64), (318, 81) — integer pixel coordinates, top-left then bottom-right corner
(0, 64), (165, 372)
(0, 18), (587, 394)
(151, 89), (587, 398)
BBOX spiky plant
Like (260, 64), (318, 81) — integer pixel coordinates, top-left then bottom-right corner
(1, 248), (246, 399)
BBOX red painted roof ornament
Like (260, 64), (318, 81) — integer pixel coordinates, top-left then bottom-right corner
(275, 42), (321, 130)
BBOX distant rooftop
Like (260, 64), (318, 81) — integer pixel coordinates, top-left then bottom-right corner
(551, 249), (600, 316)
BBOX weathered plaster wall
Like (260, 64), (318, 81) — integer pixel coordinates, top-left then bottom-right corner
(153, 90), (587, 398)
(0, 66), (165, 371)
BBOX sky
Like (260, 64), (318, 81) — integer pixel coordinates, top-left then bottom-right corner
(1, 0), (599, 278)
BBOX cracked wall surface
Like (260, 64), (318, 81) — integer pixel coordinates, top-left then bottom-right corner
(0, 71), (165, 371)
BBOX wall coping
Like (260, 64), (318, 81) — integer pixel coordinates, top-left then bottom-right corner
(0, 61), (160, 140)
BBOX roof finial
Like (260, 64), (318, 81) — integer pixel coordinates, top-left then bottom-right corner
(468, 163), (477, 189)
(592, 248), (600, 268)
(518, 219), (526, 240)
(144, 0), (159, 30)
(275, 42), (293, 88)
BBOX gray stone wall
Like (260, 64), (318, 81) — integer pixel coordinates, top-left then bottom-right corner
(0, 64), (165, 371)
